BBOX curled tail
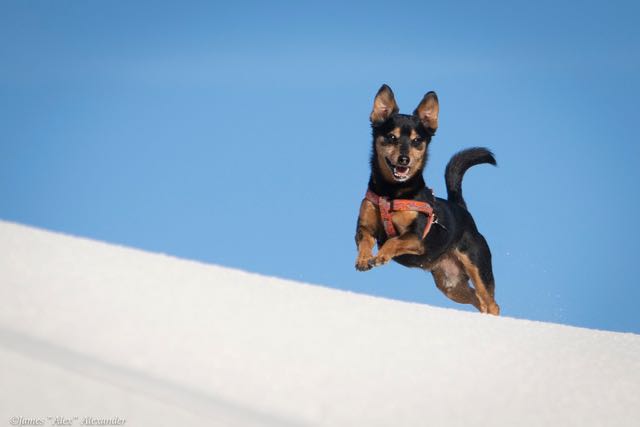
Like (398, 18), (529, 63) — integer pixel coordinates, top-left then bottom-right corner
(445, 147), (496, 210)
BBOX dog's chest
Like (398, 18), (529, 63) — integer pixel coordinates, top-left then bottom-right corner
(390, 210), (418, 235)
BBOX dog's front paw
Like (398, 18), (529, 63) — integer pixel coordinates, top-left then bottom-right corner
(368, 254), (390, 269)
(355, 257), (373, 271)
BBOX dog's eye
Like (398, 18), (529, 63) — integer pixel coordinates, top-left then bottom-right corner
(387, 134), (398, 142)
(411, 138), (424, 146)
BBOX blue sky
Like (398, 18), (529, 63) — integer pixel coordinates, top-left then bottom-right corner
(1, 1), (639, 333)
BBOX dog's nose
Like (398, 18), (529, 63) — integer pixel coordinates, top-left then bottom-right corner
(398, 155), (410, 166)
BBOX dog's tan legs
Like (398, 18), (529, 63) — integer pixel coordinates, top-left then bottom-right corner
(431, 255), (483, 311)
(454, 250), (500, 315)
(369, 234), (424, 268)
(355, 199), (380, 271)
(355, 232), (376, 271)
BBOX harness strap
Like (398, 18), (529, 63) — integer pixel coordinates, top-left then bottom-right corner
(364, 189), (435, 239)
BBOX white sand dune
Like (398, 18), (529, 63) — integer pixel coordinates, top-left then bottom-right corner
(1, 220), (639, 426)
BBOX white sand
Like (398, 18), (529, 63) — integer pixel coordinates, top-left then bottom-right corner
(1, 220), (639, 426)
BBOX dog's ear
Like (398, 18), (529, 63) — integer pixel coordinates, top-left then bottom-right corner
(414, 91), (439, 131)
(370, 84), (399, 124)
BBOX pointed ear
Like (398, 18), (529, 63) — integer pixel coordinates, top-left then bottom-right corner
(414, 91), (439, 130)
(370, 84), (399, 124)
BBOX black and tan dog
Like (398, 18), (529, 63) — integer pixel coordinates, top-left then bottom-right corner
(355, 84), (500, 315)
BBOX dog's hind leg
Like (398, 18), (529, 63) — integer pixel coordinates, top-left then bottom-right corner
(454, 235), (500, 315)
(431, 254), (483, 311)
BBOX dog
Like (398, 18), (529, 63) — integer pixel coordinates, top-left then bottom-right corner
(355, 84), (500, 315)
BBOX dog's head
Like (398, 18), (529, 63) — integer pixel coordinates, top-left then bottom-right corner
(369, 84), (439, 184)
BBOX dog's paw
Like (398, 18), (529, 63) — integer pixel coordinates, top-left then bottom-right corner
(488, 302), (500, 316)
(368, 255), (390, 269)
(355, 258), (373, 271)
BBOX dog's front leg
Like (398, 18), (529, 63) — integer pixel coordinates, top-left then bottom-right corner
(368, 233), (424, 268)
(355, 199), (379, 271)
(355, 229), (376, 271)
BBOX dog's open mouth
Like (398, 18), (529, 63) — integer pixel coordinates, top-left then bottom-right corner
(385, 158), (411, 181)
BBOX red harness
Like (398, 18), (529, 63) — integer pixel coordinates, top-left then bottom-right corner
(365, 189), (436, 239)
